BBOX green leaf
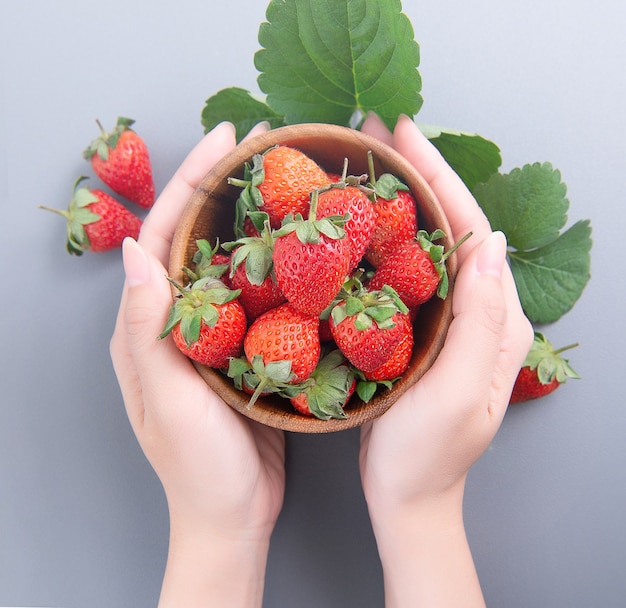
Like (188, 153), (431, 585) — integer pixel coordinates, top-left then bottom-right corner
(473, 163), (569, 250)
(201, 87), (286, 142)
(420, 125), (502, 192)
(509, 220), (592, 324)
(255, 0), (422, 130)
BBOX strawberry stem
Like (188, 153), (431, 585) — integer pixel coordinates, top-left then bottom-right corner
(553, 342), (579, 356)
(442, 231), (473, 261)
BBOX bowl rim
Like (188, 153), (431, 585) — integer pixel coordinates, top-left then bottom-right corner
(169, 123), (457, 433)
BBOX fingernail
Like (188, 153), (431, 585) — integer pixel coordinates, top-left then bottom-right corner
(122, 237), (150, 287)
(476, 231), (507, 278)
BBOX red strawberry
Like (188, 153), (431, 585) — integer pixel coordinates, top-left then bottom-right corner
(229, 145), (332, 233)
(159, 276), (246, 369)
(272, 190), (351, 316)
(83, 116), (155, 209)
(39, 176), (142, 255)
(364, 153), (418, 267)
(223, 217), (286, 321)
(364, 323), (414, 381)
(329, 276), (411, 373)
(509, 332), (580, 404)
(317, 179), (376, 271)
(243, 303), (321, 383)
(368, 229), (471, 307)
(286, 350), (356, 420)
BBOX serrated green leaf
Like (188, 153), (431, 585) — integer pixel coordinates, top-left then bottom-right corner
(180, 310), (202, 346)
(201, 87), (286, 142)
(509, 220), (592, 324)
(255, 0), (422, 130)
(420, 125), (502, 192)
(474, 163), (569, 250)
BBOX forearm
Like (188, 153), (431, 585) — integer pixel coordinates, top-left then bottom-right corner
(158, 522), (271, 608)
(369, 488), (485, 608)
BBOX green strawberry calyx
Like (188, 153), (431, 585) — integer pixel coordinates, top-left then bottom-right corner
(273, 187), (348, 244)
(182, 239), (230, 283)
(523, 331), (580, 385)
(328, 273), (409, 331)
(82, 116), (136, 161)
(228, 354), (296, 409)
(223, 216), (276, 286)
(38, 176), (101, 256)
(416, 229), (473, 299)
(159, 276), (241, 346)
(280, 350), (353, 420)
(366, 150), (410, 200)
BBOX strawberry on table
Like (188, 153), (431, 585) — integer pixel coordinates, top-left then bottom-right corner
(159, 277), (247, 370)
(368, 229), (471, 307)
(83, 116), (155, 209)
(39, 176), (142, 255)
(509, 331), (580, 404)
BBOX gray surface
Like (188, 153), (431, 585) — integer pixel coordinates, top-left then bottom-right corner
(1, 1), (625, 606)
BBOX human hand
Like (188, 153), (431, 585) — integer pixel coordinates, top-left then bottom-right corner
(358, 114), (533, 607)
(109, 122), (284, 607)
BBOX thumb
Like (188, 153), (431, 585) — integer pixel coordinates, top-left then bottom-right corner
(419, 231), (509, 421)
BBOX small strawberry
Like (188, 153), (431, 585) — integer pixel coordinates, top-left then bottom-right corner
(316, 171), (376, 271)
(368, 229), (472, 307)
(39, 176), (142, 255)
(284, 350), (355, 420)
(83, 116), (155, 209)
(509, 332), (580, 404)
(159, 277), (246, 370)
(229, 145), (332, 234)
(364, 152), (418, 267)
(329, 276), (411, 373)
(272, 189), (351, 316)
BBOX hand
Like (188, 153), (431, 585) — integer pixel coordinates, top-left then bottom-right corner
(359, 114), (534, 607)
(109, 122), (285, 608)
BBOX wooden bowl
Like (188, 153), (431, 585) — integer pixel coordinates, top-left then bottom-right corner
(169, 124), (456, 433)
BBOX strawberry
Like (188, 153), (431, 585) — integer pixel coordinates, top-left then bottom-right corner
(232, 303), (321, 406)
(229, 145), (332, 234)
(316, 176), (376, 271)
(329, 276), (411, 373)
(272, 189), (351, 316)
(285, 350), (355, 420)
(39, 176), (142, 255)
(182, 239), (231, 285)
(364, 321), (414, 382)
(83, 116), (155, 209)
(223, 215), (286, 320)
(368, 229), (472, 307)
(509, 332), (580, 404)
(243, 303), (321, 383)
(159, 277), (246, 370)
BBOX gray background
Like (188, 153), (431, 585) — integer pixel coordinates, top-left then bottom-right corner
(1, 0), (624, 606)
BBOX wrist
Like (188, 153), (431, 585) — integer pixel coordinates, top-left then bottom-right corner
(158, 519), (272, 608)
(367, 485), (486, 608)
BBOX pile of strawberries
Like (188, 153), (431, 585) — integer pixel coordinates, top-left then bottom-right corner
(161, 145), (466, 420)
(40, 117), (155, 255)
